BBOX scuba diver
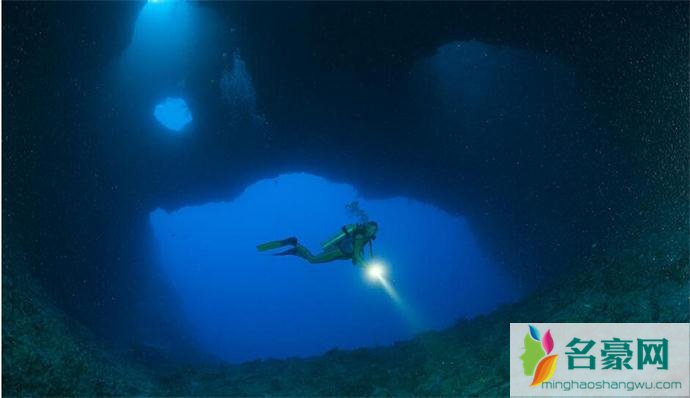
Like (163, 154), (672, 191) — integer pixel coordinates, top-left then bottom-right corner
(257, 221), (378, 267)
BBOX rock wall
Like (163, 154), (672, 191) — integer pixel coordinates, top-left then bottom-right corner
(3, 1), (687, 358)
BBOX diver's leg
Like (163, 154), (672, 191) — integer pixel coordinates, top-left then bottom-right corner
(257, 237), (298, 252)
(277, 244), (345, 264)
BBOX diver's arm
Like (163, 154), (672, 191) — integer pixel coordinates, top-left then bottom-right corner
(351, 237), (366, 267)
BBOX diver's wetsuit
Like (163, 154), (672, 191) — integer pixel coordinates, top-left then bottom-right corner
(257, 223), (375, 267)
(292, 241), (350, 264)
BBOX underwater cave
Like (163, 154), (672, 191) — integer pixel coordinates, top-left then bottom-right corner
(149, 173), (518, 362)
(3, 1), (688, 396)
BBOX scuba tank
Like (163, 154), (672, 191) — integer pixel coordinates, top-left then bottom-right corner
(321, 224), (357, 249)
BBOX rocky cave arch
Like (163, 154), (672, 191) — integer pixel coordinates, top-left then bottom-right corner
(3, 2), (687, 359)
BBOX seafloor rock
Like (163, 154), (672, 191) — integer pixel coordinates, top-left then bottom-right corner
(2, 252), (160, 397)
(3, 201), (688, 396)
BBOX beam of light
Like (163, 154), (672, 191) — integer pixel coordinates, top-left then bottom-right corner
(377, 275), (400, 302)
(120, 0), (195, 85)
(364, 260), (428, 332)
(365, 261), (400, 303)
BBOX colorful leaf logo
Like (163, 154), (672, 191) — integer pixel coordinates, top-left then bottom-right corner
(542, 329), (554, 354)
(530, 354), (558, 387)
(529, 324), (541, 341)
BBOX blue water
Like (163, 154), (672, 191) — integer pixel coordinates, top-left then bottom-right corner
(117, 0), (558, 363)
(150, 173), (519, 362)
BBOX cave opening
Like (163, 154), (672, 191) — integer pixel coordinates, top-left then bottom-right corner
(149, 173), (519, 362)
(154, 97), (193, 132)
(5, 2), (688, 395)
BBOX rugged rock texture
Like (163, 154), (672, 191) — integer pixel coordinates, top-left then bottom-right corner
(2, 2), (687, 396)
(3, 3), (687, 346)
(2, 250), (158, 396)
